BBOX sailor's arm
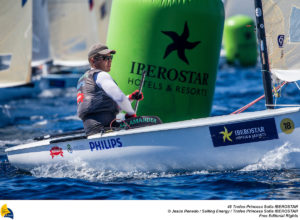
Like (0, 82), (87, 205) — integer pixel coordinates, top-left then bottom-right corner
(94, 72), (135, 115)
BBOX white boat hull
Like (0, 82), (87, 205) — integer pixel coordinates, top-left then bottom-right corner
(6, 107), (300, 172)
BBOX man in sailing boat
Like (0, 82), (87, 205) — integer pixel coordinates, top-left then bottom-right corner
(77, 43), (143, 136)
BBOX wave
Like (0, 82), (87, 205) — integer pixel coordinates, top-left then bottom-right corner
(0, 139), (28, 148)
(28, 157), (212, 183)
(0, 105), (12, 127)
(241, 142), (300, 171)
(38, 87), (76, 98)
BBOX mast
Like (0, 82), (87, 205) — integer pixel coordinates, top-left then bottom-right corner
(254, 0), (274, 109)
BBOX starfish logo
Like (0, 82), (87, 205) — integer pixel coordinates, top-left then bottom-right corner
(219, 127), (233, 142)
(161, 21), (201, 65)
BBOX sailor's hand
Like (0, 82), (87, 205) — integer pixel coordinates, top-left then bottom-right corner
(129, 90), (144, 101)
(125, 113), (137, 119)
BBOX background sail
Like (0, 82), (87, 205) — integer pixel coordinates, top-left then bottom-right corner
(48, 0), (99, 66)
(93, 0), (112, 44)
(262, 0), (300, 82)
(0, 0), (32, 88)
(32, 0), (51, 67)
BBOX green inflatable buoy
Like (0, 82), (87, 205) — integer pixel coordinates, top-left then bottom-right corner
(223, 15), (257, 67)
(107, 0), (224, 123)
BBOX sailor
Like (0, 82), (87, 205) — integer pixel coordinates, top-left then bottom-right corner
(77, 43), (143, 136)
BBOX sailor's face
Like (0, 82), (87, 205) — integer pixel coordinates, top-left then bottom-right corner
(92, 53), (113, 72)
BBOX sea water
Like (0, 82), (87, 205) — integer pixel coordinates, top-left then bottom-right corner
(0, 63), (299, 200)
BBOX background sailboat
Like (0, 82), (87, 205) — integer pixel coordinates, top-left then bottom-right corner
(39, 0), (112, 89)
(32, 0), (51, 68)
(0, 0), (40, 102)
(48, 0), (98, 66)
(94, 0), (112, 44)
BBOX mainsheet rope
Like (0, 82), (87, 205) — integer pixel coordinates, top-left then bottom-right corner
(231, 81), (288, 114)
(109, 118), (130, 130)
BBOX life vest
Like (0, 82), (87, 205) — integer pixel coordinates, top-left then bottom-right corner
(77, 69), (119, 120)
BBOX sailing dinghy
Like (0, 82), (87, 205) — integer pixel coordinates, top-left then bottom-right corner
(0, 0), (40, 102)
(5, 0), (300, 172)
(40, 0), (109, 89)
(32, 0), (51, 68)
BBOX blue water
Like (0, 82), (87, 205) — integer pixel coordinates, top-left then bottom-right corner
(0, 63), (300, 200)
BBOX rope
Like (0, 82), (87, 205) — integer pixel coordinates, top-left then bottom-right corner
(231, 81), (288, 115)
(295, 81), (300, 90)
(266, 104), (300, 107)
(109, 118), (130, 130)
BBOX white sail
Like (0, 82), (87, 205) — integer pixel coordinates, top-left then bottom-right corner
(223, 0), (256, 20)
(48, 0), (100, 66)
(32, 0), (51, 67)
(0, 0), (32, 88)
(94, 0), (112, 44)
(262, 0), (300, 82)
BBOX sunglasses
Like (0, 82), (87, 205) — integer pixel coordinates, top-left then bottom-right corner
(94, 55), (113, 61)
